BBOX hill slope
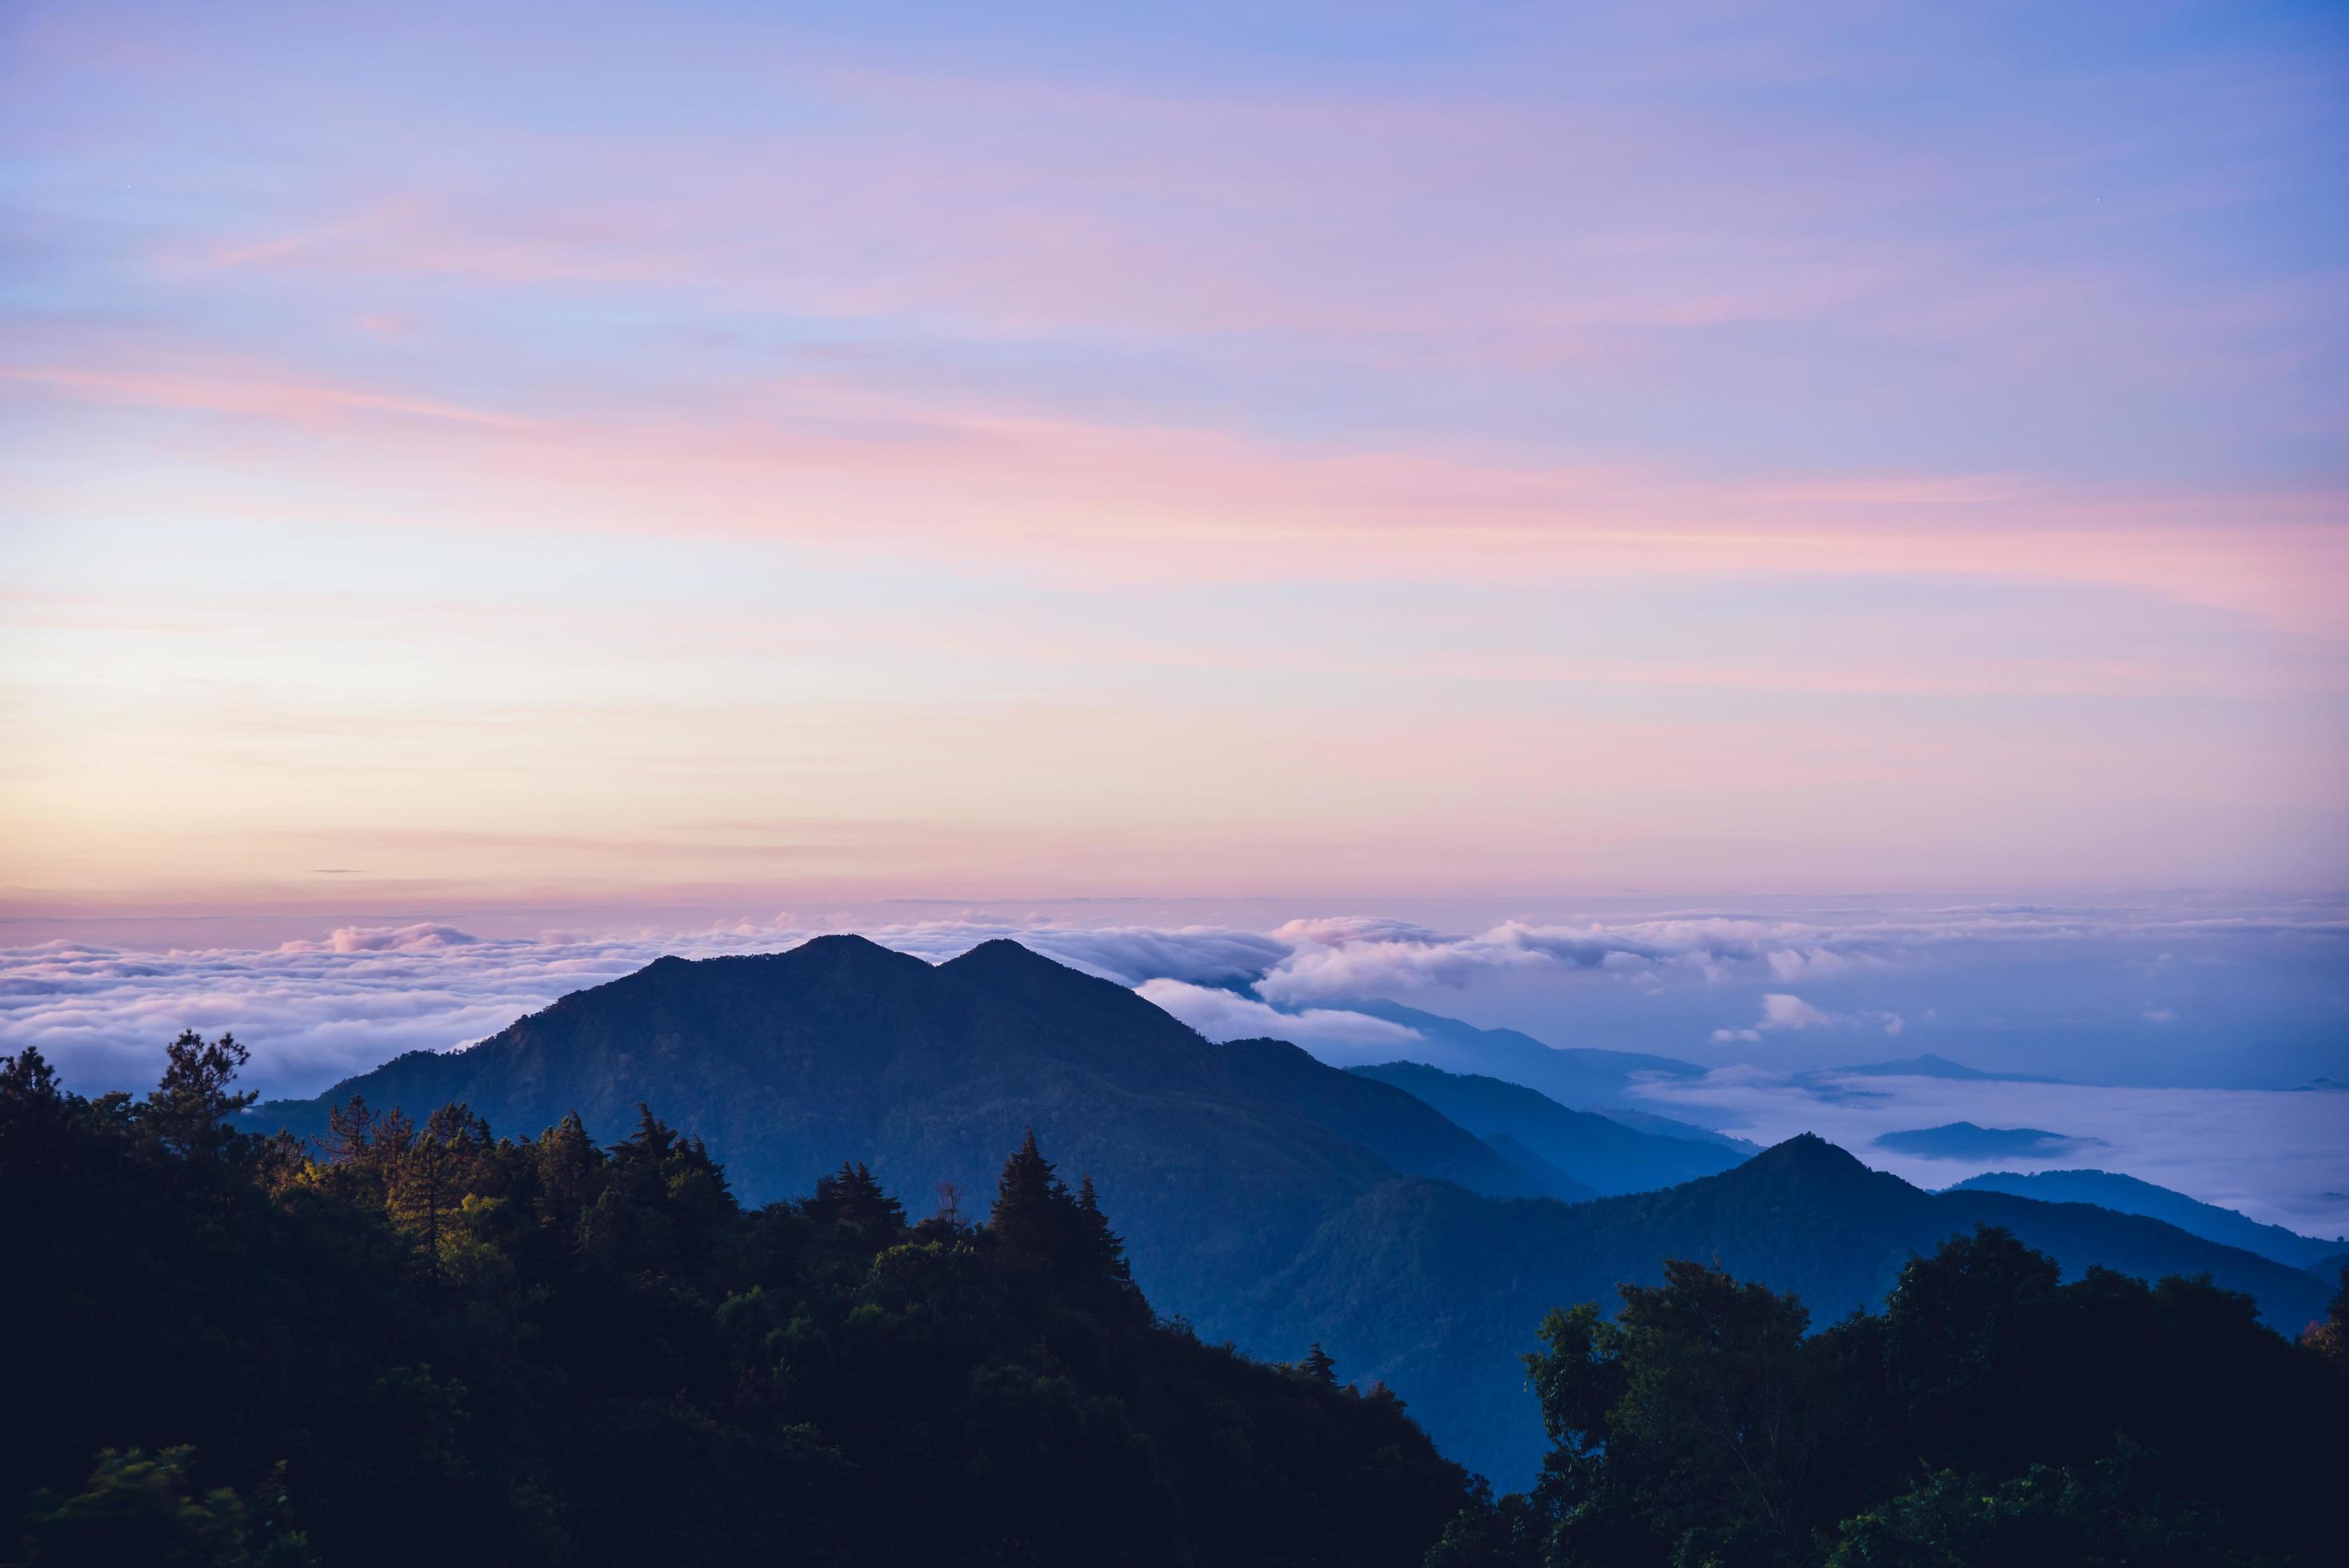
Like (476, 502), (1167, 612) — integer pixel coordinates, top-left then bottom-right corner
(1253, 1136), (2335, 1486)
(1349, 1059), (1745, 1194)
(1950, 1167), (2346, 1270)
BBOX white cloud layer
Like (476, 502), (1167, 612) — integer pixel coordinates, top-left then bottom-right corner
(1134, 979), (1424, 1057)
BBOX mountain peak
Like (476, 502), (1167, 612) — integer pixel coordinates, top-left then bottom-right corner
(945, 937), (1060, 968)
(1747, 1132), (1875, 1180)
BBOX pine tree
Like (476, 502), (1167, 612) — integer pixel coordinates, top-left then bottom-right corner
(810, 1161), (906, 1237)
(323, 1095), (376, 1165)
(144, 1030), (256, 1165)
(1303, 1342), (1339, 1386)
(534, 1111), (602, 1234)
(988, 1129), (1066, 1263)
(0, 1045), (68, 1165)
(1074, 1172), (1144, 1319)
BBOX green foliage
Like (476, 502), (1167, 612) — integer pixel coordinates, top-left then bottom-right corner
(1, 1040), (1471, 1567)
(1431, 1230), (2345, 1568)
(1823, 1442), (2250, 1568)
(16, 1447), (311, 1567)
(2299, 1266), (2349, 1375)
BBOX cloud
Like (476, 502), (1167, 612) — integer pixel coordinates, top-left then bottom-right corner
(1255, 914), (1831, 1004)
(1132, 980), (1424, 1058)
(278, 922), (482, 954)
(1767, 947), (1851, 980)
(1711, 992), (1836, 1042)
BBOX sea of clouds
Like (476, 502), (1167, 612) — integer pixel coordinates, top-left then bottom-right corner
(6, 902), (2343, 1233)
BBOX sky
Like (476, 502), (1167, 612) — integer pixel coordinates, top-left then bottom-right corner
(3, 0), (2347, 910)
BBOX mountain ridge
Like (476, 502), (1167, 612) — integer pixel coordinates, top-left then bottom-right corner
(254, 938), (2331, 1487)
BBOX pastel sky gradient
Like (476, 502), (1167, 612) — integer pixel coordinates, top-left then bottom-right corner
(5, 1), (2347, 910)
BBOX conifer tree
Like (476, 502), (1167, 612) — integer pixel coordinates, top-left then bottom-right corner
(534, 1111), (601, 1232)
(1303, 1342), (1339, 1386)
(143, 1030), (256, 1165)
(1074, 1172), (1144, 1319)
(0, 1045), (68, 1163)
(323, 1095), (376, 1166)
(988, 1129), (1066, 1263)
(810, 1160), (906, 1237)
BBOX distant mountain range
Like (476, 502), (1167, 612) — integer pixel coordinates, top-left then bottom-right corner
(1827, 1051), (2066, 1083)
(1948, 1168), (2347, 1273)
(1337, 998), (1745, 1146)
(254, 937), (2335, 1488)
(1347, 1061), (1747, 1194)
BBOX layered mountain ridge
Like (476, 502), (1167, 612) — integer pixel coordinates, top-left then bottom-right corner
(257, 936), (2332, 1486)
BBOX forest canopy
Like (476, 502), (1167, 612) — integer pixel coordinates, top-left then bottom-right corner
(6, 1034), (2343, 1567)
(0, 1036), (1472, 1567)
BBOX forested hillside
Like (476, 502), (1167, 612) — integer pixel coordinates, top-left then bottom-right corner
(0, 1037), (1472, 1567)
(1432, 1231), (2349, 1566)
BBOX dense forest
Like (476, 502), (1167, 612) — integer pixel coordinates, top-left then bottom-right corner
(1434, 1238), (2349, 1567)
(9, 1031), (2346, 1566)
(0, 1034), (1474, 1566)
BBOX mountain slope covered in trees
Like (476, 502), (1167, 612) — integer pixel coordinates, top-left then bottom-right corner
(1257, 1135), (2336, 1486)
(2, 1038), (1472, 1566)
(1948, 1167), (2345, 1270)
(1431, 1228), (2348, 1566)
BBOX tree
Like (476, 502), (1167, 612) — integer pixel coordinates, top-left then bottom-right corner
(809, 1160), (906, 1239)
(0, 1044), (69, 1165)
(1880, 1225), (2063, 1473)
(1303, 1342), (1339, 1386)
(384, 1105), (491, 1269)
(987, 1128), (1064, 1262)
(2302, 1265), (2349, 1376)
(1603, 1259), (1833, 1565)
(533, 1111), (601, 1234)
(322, 1095), (377, 1166)
(143, 1031), (256, 1166)
(1073, 1173), (1145, 1320)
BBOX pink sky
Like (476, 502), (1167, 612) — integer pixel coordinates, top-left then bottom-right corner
(2, 1), (2345, 911)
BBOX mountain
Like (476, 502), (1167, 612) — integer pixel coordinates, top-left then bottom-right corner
(1348, 1060), (1747, 1195)
(1874, 1121), (2102, 1160)
(1258, 1136), (2335, 1486)
(258, 938), (1539, 1305)
(257, 940), (2334, 1489)
(1827, 1051), (2063, 1083)
(1947, 1169), (2347, 1271)
(1475, 1131), (1599, 1202)
(1339, 998), (1743, 1144)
